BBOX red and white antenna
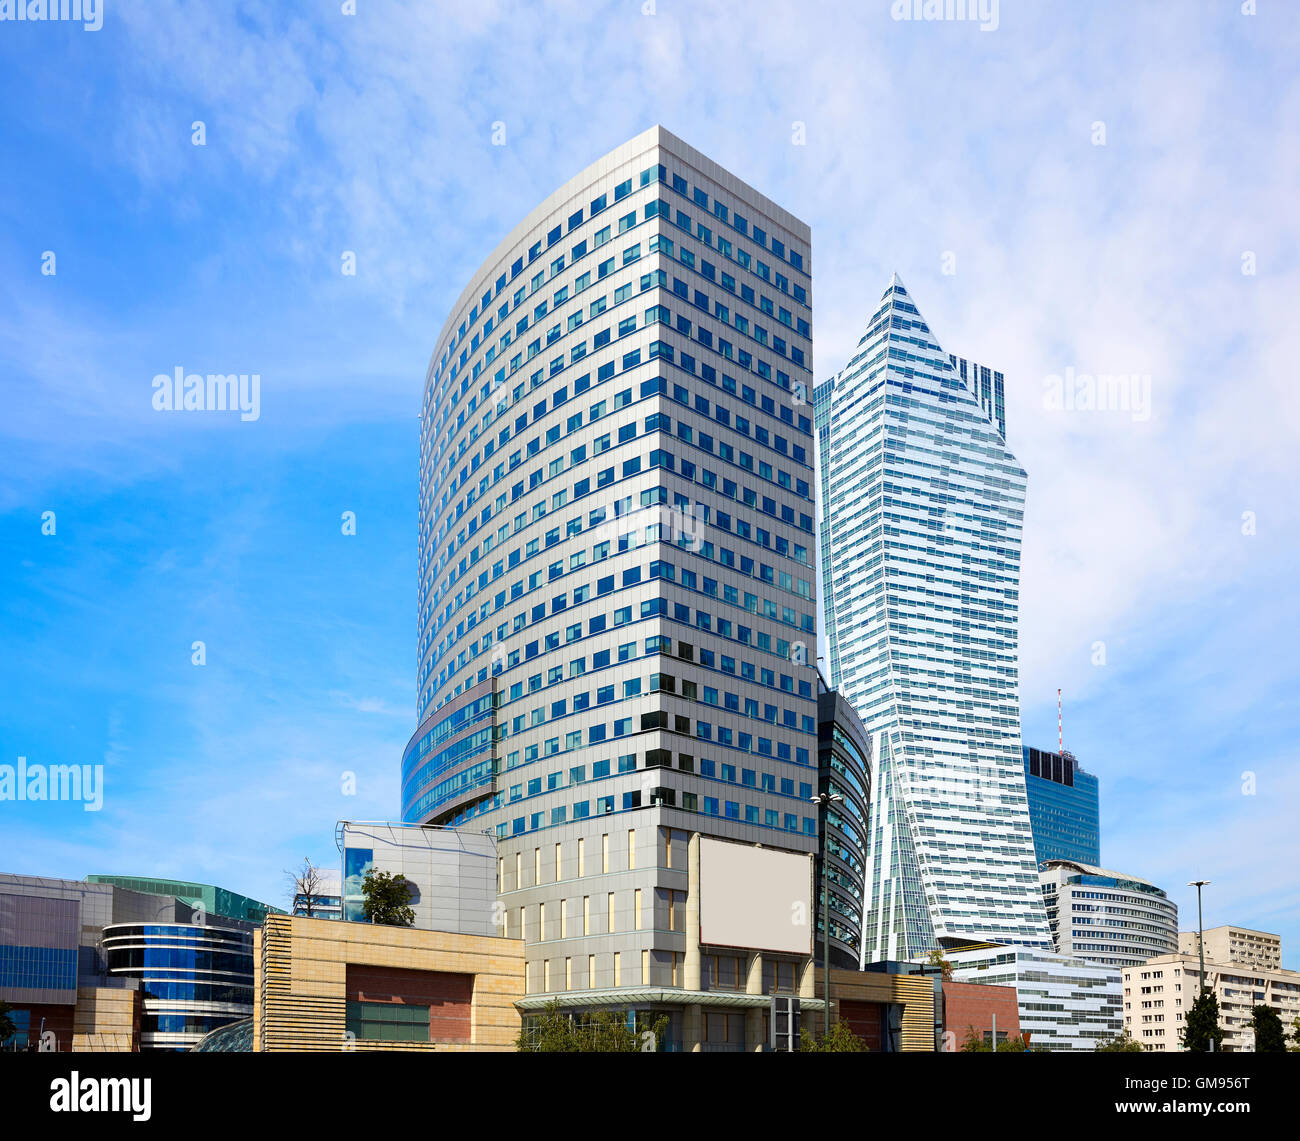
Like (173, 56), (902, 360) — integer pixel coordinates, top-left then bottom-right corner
(1058, 688), (1064, 755)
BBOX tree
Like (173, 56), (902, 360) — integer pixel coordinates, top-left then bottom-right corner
(1290, 1015), (1300, 1053)
(361, 869), (416, 927)
(960, 1026), (1029, 1052)
(1248, 1005), (1287, 1053)
(286, 858), (325, 918)
(1095, 1029), (1144, 1053)
(0, 1001), (17, 1048)
(799, 1021), (869, 1052)
(517, 1002), (668, 1052)
(926, 948), (954, 982)
(1182, 990), (1226, 1052)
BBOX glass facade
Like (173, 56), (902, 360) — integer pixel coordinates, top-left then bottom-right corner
(816, 685), (872, 968)
(101, 923), (254, 1051)
(1022, 746), (1100, 865)
(85, 876), (282, 925)
(342, 847), (374, 923)
(402, 127), (820, 1020)
(817, 276), (1049, 961)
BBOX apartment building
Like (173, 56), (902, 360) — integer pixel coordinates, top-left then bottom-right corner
(1178, 925), (1281, 973)
(1123, 949), (1300, 1051)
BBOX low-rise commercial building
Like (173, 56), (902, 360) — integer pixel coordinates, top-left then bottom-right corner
(0, 872), (279, 1052)
(1122, 949), (1300, 1052)
(940, 943), (1122, 1052)
(253, 913), (524, 1051)
(819, 966), (934, 1051)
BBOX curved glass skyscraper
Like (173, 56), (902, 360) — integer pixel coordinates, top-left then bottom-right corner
(402, 128), (821, 1040)
(816, 276), (1049, 962)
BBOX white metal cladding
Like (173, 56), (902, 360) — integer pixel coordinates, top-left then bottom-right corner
(818, 276), (1049, 963)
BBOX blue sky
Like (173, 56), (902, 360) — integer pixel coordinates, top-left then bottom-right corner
(1, 0), (1296, 966)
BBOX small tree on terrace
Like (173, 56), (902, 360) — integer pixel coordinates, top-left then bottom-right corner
(286, 857), (325, 918)
(361, 869), (416, 927)
(926, 948), (954, 982)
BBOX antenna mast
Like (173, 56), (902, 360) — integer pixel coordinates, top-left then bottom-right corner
(1058, 688), (1063, 755)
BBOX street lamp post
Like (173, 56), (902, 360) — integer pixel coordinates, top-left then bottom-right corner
(811, 790), (843, 1038)
(1187, 879), (1211, 995)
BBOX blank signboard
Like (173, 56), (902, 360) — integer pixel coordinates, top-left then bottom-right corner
(698, 837), (812, 954)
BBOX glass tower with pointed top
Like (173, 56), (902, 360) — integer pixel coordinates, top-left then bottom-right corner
(815, 276), (1049, 963)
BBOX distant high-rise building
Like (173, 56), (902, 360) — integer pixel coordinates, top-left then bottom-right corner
(400, 127), (823, 1049)
(816, 276), (1048, 962)
(1178, 925), (1282, 972)
(1022, 746), (1100, 865)
(1040, 859), (1177, 969)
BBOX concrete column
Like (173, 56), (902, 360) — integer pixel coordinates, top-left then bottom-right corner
(684, 832), (702, 1051)
(685, 833), (701, 989)
(799, 956), (816, 999)
(745, 950), (765, 1051)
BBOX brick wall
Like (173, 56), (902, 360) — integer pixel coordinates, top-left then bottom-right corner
(942, 980), (1020, 1047)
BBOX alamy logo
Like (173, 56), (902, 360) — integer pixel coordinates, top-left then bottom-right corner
(152, 367), (261, 421)
(0, 0), (102, 31)
(892, 0), (999, 32)
(0, 756), (104, 811)
(1042, 367), (1152, 422)
(49, 1073), (151, 1122)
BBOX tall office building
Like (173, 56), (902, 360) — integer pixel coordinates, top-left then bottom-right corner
(400, 128), (822, 1049)
(816, 276), (1049, 962)
(1040, 859), (1178, 969)
(1022, 746), (1100, 865)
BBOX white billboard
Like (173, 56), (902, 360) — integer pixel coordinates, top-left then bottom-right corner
(698, 837), (812, 955)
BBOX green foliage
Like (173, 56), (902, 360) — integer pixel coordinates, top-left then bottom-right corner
(517, 1002), (669, 1052)
(360, 869), (416, 927)
(926, 948), (954, 981)
(1182, 990), (1226, 1052)
(0, 1001), (17, 1045)
(1248, 1004), (1287, 1053)
(960, 1026), (1029, 1052)
(1095, 1029), (1145, 1052)
(1290, 1016), (1300, 1052)
(799, 1020), (870, 1052)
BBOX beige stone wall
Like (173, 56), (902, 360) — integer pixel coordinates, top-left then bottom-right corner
(257, 914), (524, 1052)
(821, 968), (935, 1052)
(72, 986), (140, 1051)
